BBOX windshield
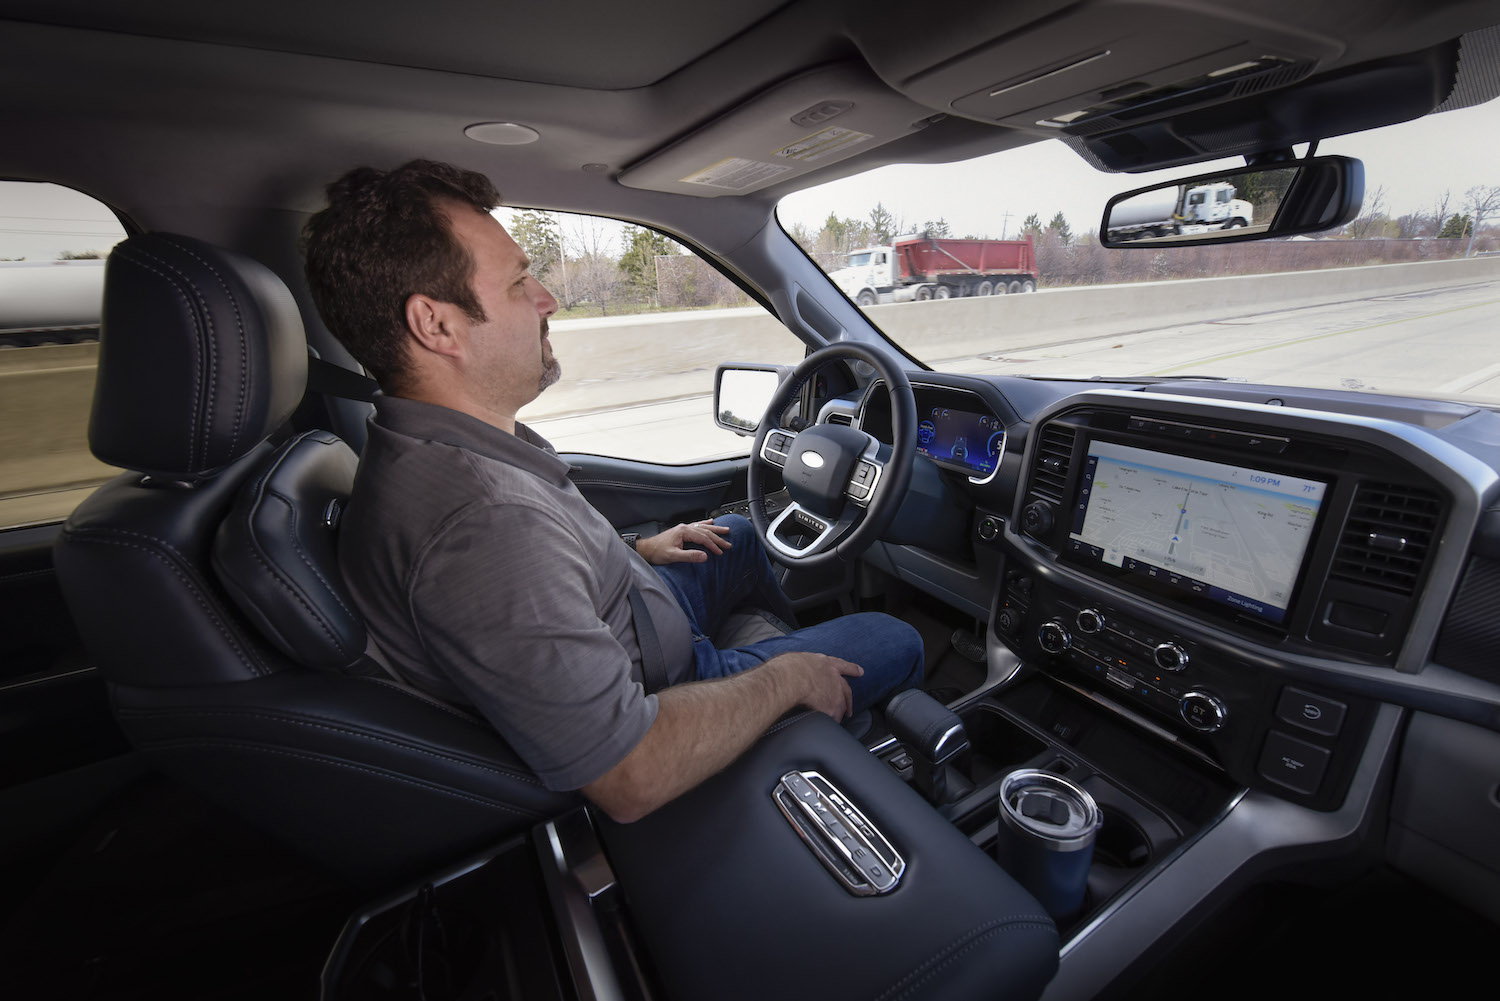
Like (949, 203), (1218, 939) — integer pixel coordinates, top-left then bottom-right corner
(778, 100), (1500, 404)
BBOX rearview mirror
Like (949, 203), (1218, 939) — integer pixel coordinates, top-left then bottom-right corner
(1100, 155), (1364, 248)
(714, 364), (786, 435)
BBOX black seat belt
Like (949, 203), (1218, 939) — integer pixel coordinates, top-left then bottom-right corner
(306, 351), (381, 403)
(627, 587), (669, 695)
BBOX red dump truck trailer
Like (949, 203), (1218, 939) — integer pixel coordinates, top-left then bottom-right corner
(832, 234), (1038, 304)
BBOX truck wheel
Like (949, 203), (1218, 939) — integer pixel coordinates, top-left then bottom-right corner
(933, 285), (951, 300)
(1022, 280), (1036, 293)
(976, 281), (992, 296)
(1008, 281), (1022, 294)
(1227, 218), (1247, 229)
(915, 286), (932, 301)
(992, 282), (1006, 295)
(857, 290), (878, 306)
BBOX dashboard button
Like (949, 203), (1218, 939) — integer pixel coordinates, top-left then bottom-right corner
(1275, 687), (1347, 737)
(1258, 730), (1330, 796)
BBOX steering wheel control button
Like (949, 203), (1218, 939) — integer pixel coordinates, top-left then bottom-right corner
(1275, 687), (1347, 737)
(1075, 608), (1105, 634)
(1153, 642), (1189, 672)
(1257, 731), (1331, 796)
(1037, 620), (1072, 654)
(1179, 691), (1227, 732)
(773, 770), (905, 896)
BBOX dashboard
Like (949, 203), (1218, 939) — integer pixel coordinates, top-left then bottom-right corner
(829, 372), (1500, 814)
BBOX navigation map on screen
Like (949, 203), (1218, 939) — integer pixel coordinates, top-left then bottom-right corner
(1067, 441), (1326, 623)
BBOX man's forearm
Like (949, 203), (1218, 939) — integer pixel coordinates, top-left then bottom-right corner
(582, 652), (851, 823)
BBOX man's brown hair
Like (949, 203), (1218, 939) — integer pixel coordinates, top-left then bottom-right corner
(301, 159), (501, 392)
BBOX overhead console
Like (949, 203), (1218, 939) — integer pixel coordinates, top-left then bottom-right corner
(994, 390), (1489, 810)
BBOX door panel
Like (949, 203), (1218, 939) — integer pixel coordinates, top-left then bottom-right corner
(566, 454), (750, 531)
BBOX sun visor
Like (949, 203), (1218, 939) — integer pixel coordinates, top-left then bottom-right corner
(618, 63), (938, 197)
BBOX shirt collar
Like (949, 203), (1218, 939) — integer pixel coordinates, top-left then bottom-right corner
(372, 396), (571, 484)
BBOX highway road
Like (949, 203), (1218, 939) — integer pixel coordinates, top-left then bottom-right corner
(4, 268), (1499, 526)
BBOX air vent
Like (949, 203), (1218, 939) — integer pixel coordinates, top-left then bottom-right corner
(1329, 482), (1443, 596)
(1029, 424), (1077, 503)
(827, 413), (853, 426)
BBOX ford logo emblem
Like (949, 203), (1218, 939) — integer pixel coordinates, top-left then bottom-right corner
(801, 450), (825, 469)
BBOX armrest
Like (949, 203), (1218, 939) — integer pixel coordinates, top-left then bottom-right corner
(596, 712), (1059, 1001)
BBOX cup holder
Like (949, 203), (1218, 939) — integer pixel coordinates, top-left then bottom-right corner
(958, 706), (1048, 786)
(1091, 806), (1151, 869)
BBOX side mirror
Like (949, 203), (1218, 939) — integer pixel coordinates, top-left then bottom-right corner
(1099, 155), (1364, 248)
(714, 364), (788, 436)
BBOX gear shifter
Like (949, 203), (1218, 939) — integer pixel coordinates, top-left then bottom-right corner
(885, 689), (971, 806)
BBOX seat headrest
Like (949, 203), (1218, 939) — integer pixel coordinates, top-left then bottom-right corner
(91, 233), (307, 479)
(213, 429), (366, 671)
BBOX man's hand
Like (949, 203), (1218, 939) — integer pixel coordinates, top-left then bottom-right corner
(636, 519), (732, 565)
(772, 651), (863, 722)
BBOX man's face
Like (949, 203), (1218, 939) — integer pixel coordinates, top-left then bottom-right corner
(439, 202), (561, 411)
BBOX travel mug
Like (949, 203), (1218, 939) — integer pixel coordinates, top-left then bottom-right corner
(994, 769), (1103, 923)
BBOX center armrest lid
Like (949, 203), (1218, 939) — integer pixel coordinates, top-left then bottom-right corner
(596, 711), (1059, 1001)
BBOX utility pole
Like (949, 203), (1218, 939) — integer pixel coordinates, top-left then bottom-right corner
(1000, 210), (1013, 240)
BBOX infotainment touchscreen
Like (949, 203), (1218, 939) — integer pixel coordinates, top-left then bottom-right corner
(917, 407), (1005, 478)
(1066, 441), (1327, 625)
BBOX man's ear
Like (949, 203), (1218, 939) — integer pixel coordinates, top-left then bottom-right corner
(404, 293), (464, 360)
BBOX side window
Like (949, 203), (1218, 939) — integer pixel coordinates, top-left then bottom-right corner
(0, 181), (126, 528)
(501, 209), (805, 462)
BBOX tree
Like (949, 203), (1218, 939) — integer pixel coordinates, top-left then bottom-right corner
(618, 225), (678, 303)
(508, 209), (562, 274)
(1431, 189), (1453, 237)
(1462, 184), (1500, 257)
(1439, 213), (1473, 239)
(1020, 213), (1043, 238)
(561, 216), (625, 315)
(868, 202), (897, 244)
(1347, 184), (1388, 239)
(922, 218), (952, 238)
(1046, 211), (1072, 246)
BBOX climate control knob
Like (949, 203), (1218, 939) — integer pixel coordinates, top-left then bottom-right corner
(1076, 608), (1105, 634)
(1153, 641), (1189, 672)
(1180, 691), (1227, 733)
(1037, 620), (1072, 654)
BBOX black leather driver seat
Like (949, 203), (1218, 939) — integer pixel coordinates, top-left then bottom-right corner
(53, 233), (574, 888)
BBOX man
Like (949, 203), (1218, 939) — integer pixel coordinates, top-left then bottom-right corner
(302, 160), (922, 822)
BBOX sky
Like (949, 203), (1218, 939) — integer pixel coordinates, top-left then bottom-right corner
(776, 99), (1500, 241)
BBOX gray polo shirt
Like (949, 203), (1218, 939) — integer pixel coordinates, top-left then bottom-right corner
(339, 396), (696, 791)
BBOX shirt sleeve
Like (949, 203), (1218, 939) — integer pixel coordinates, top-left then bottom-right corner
(407, 500), (657, 791)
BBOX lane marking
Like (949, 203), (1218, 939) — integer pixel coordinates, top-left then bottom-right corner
(1437, 360), (1500, 395)
(1148, 297), (1500, 375)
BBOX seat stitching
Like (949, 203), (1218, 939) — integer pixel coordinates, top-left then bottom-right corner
(112, 247), (208, 470)
(119, 706), (547, 784)
(870, 918), (1057, 1001)
(137, 738), (542, 815)
(61, 526), (270, 675)
(155, 236), (251, 463)
(127, 242), (228, 468)
(360, 678), (487, 726)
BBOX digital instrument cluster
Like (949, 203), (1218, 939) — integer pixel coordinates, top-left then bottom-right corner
(918, 404), (1006, 478)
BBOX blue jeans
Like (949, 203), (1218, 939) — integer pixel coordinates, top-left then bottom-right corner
(652, 515), (924, 714)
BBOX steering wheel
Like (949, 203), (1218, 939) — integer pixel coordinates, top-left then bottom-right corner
(749, 342), (916, 569)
